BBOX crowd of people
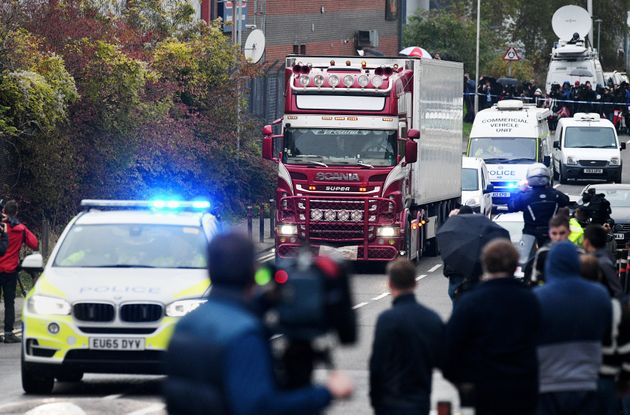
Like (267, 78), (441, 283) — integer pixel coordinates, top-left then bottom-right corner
(463, 73), (630, 131)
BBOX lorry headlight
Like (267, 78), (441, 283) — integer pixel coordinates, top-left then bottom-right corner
(371, 75), (384, 88)
(277, 224), (298, 236)
(328, 74), (340, 87)
(611, 157), (620, 166)
(566, 156), (577, 166)
(376, 226), (400, 237)
(465, 198), (480, 206)
(311, 209), (323, 221)
(28, 295), (71, 316)
(166, 299), (207, 317)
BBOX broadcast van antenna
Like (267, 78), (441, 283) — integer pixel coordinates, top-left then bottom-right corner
(244, 29), (266, 64)
(552, 5), (592, 41)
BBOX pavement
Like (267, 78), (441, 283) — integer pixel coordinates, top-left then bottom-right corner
(228, 217), (275, 253)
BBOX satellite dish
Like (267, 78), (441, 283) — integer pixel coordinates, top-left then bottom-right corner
(244, 29), (265, 64)
(552, 5), (592, 41)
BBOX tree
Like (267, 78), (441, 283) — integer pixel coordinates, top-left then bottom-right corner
(404, 9), (500, 75)
(484, 56), (534, 80)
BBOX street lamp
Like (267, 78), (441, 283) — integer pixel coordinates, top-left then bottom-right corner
(594, 18), (602, 59)
(474, 0), (480, 115)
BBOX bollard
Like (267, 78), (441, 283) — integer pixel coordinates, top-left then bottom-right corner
(269, 199), (276, 239)
(259, 203), (265, 243)
(247, 206), (253, 240)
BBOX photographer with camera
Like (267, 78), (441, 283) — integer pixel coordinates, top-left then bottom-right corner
(164, 233), (353, 415)
(0, 200), (38, 344)
(582, 188), (612, 226)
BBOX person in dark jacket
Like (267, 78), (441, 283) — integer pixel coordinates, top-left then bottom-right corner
(443, 239), (541, 415)
(535, 241), (612, 415)
(0, 200), (37, 343)
(369, 259), (445, 415)
(443, 205), (477, 302)
(583, 224), (623, 299)
(163, 233), (353, 415)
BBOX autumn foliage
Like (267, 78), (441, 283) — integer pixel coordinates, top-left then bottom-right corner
(0, 0), (273, 229)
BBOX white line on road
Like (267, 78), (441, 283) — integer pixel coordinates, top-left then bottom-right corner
(554, 184), (560, 189)
(126, 403), (166, 415)
(428, 264), (442, 273)
(352, 302), (368, 309)
(103, 394), (124, 400)
(371, 292), (390, 301)
(416, 274), (428, 281)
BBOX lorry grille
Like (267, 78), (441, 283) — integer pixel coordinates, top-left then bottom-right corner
(309, 223), (369, 240)
(578, 160), (608, 167)
(120, 304), (163, 322)
(73, 303), (115, 322)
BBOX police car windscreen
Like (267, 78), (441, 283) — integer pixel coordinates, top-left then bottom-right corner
(283, 128), (397, 167)
(564, 127), (617, 148)
(54, 224), (207, 268)
(461, 168), (479, 191)
(469, 138), (536, 163)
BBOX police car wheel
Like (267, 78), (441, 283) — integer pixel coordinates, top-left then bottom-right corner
(55, 369), (83, 383)
(21, 351), (54, 394)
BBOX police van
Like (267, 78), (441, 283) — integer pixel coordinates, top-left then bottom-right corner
(19, 200), (220, 394)
(467, 100), (551, 205)
(553, 113), (625, 183)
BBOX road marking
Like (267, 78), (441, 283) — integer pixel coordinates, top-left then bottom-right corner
(352, 302), (368, 309)
(416, 274), (428, 281)
(428, 264), (442, 273)
(126, 403), (166, 415)
(553, 184), (560, 189)
(371, 292), (390, 301)
(103, 394), (123, 400)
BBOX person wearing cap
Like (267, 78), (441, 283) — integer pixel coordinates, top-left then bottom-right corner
(163, 232), (353, 415)
(509, 164), (570, 253)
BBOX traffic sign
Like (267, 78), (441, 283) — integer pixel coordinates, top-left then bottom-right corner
(503, 47), (521, 61)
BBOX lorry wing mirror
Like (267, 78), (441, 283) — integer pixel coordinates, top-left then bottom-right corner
(262, 136), (274, 161)
(621, 142), (627, 150)
(543, 155), (551, 167)
(483, 183), (494, 194)
(407, 129), (420, 140)
(262, 125), (273, 136)
(553, 141), (560, 149)
(405, 140), (418, 164)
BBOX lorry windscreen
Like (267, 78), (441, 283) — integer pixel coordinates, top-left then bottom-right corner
(461, 168), (479, 191)
(283, 128), (397, 167)
(469, 137), (536, 164)
(564, 127), (617, 148)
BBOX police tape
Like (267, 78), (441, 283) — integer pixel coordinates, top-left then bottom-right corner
(463, 92), (630, 107)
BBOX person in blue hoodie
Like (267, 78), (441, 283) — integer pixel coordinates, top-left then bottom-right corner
(535, 241), (612, 415)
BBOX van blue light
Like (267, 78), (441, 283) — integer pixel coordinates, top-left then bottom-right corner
(192, 201), (211, 209)
(506, 182), (519, 189)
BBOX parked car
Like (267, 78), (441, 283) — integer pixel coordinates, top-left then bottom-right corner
(461, 156), (493, 217)
(493, 212), (527, 278)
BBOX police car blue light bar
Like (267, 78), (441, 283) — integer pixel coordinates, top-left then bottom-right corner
(81, 200), (211, 210)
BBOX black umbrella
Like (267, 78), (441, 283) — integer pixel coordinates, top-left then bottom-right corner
(496, 77), (519, 87)
(437, 214), (511, 280)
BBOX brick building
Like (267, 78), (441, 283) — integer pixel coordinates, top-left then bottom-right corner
(199, 0), (401, 63)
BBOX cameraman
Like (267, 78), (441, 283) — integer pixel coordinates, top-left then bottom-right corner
(0, 200), (38, 344)
(164, 233), (353, 415)
(582, 188), (612, 226)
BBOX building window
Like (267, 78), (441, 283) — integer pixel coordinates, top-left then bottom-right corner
(293, 44), (307, 54)
(385, 0), (398, 21)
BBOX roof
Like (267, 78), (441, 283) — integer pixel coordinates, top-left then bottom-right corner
(75, 210), (207, 226)
(558, 114), (615, 128)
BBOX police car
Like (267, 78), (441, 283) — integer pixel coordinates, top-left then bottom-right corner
(20, 200), (219, 394)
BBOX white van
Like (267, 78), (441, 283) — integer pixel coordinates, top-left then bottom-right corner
(461, 156), (493, 217)
(467, 100), (551, 205)
(553, 113), (625, 183)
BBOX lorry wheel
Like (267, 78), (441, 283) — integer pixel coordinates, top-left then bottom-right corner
(425, 237), (439, 257)
(614, 171), (622, 183)
(553, 165), (559, 181)
(22, 351), (54, 394)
